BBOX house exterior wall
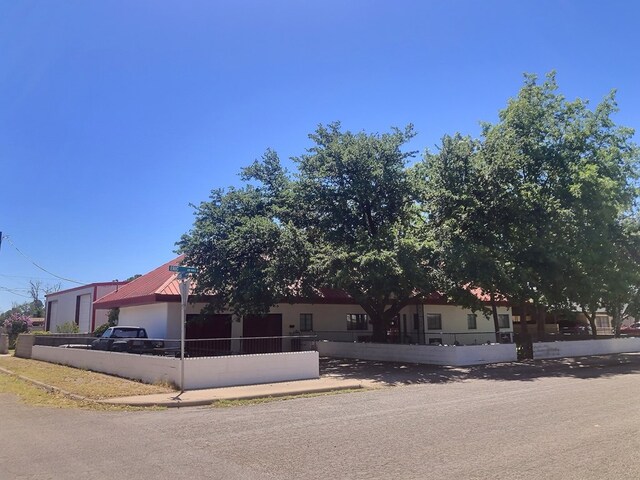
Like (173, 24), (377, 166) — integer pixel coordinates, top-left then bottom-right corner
(45, 283), (124, 333)
(421, 305), (513, 345)
(94, 284), (125, 330)
(46, 286), (95, 333)
(118, 303), (169, 339)
(120, 300), (512, 347)
(275, 303), (370, 339)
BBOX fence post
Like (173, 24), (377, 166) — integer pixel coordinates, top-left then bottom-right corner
(15, 334), (35, 358)
(0, 333), (8, 354)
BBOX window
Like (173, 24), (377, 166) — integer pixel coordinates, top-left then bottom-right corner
(347, 314), (368, 331)
(467, 314), (477, 330)
(413, 313), (421, 331)
(498, 314), (510, 329)
(299, 313), (313, 332)
(426, 313), (442, 330)
(595, 315), (610, 329)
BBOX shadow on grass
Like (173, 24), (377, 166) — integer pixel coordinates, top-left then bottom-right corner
(320, 352), (640, 386)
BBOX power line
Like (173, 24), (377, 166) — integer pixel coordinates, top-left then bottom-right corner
(0, 234), (85, 285)
(0, 286), (31, 299)
(0, 273), (61, 281)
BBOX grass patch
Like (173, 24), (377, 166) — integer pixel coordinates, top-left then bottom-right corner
(0, 355), (175, 400)
(211, 388), (364, 408)
(0, 374), (163, 411)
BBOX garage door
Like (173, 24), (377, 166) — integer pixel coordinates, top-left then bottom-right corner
(242, 314), (282, 353)
(46, 300), (58, 331)
(186, 314), (232, 356)
(76, 294), (92, 333)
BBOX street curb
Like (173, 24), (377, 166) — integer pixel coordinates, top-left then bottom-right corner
(99, 383), (364, 408)
(0, 365), (364, 408)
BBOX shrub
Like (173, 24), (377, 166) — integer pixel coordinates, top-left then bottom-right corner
(56, 321), (80, 333)
(3, 313), (32, 348)
(93, 323), (110, 336)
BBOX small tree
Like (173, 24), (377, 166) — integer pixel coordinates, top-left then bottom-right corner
(3, 313), (32, 348)
(94, 308), (120, 336)
(56, 321), (80, 333)
(107, 308), (119, 326)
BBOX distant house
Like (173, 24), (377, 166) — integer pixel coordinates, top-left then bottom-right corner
(45, 282), (128, 333)
(93, 256), (514, 345)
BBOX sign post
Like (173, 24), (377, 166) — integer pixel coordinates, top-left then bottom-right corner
(169, 265), (197, 393)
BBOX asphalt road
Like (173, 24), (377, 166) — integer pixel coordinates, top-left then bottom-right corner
(2, 357), (640, 480)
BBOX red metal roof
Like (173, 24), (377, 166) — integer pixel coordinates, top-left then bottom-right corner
(94, 255), (185, 309)
(94, 255), (508, 309)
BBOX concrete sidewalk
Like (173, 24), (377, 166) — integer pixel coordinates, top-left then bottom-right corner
(103, 377), (368, 408)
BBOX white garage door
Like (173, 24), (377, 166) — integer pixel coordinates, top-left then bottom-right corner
(47, 300), (58, 331)
(77, 294), (92, 333)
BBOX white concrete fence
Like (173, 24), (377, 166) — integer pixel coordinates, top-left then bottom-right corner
(31, 346), (319, 390)
(0, 333), (8, 354)
(533, 337), (640, 359)
(317, 341), (518, 366)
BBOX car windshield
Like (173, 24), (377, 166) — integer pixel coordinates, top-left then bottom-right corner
(113, 329), (140, 338)
(101, 328), (113, 338)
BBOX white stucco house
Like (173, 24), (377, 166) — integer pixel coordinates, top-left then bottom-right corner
(45, 281), (129, 333)
(92, 256), (514, 345)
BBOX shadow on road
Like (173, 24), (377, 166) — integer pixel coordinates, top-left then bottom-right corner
(320, 353), (640, 386)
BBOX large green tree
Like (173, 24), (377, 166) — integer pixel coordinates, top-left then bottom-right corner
(423, 72), (639, 343)
(179, 123), (439, 342)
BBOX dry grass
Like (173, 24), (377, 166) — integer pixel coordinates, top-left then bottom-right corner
(0, 374), (163, 411)
(0, 355), (175, 400)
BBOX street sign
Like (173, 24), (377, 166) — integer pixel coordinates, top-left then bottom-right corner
(169, 265), (198, 274)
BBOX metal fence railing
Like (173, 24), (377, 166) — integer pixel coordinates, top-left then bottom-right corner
(178, 335), (318, 357)
(313, 331), (513, 345)
(33, 334), (96, 347)
(33, 334), (318, 357)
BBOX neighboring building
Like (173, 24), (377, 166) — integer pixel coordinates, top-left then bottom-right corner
(45, 282), (128, 333)
(93, 256), (514, 344)
(30, 317), (45, 332)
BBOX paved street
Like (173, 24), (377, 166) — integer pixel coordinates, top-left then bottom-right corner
(2, 356), (640, 480)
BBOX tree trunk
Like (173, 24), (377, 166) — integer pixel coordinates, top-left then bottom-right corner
(611, 304), (622, 338)
(371, 318), (388, 343)
(490, 292), (500, 343)
(519, 302), (529, 340)
(582, 309), (598, 338)
(536, 305), (546, 342)
(519, 302), (532, 359)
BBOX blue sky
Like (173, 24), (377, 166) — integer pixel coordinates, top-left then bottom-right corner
(1, 0), (639, 312)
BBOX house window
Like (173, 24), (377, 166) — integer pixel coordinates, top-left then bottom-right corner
(595, 315), (610, 329)
(467, 314), (477, 330)
(426, 313), (442, 330)
(498, 314), (510, 329)
(347, 314), (368, 331)
(299, 313), (313, 332)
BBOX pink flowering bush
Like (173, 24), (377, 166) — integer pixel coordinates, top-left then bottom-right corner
(3, 313), (32, 348)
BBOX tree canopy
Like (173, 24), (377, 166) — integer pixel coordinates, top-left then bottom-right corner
(424, 72), (639, 338)
(179, 123), (439, 341)
(179, 73), (639, 342)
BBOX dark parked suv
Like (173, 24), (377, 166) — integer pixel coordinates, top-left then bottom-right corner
(91, 326), (162, 353)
